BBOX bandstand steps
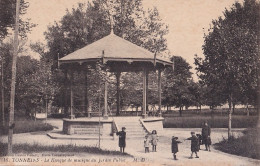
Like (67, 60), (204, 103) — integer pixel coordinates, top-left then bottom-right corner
(114, 118), (147, 138)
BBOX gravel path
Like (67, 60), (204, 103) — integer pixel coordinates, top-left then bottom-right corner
(0, 119), (259, 166)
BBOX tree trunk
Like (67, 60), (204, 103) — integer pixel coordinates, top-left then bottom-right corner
(246, 103), (249, 116)
(258, 14), (260, 128)
(8, 0), (20, 155)
(232, 103), (235, 114)
(179, 107), (182, 117)
(34, 108), (36, 121)
(228, 93), (233, 140)
(1, 55), (4, 126)
(210, 106), (214, 117)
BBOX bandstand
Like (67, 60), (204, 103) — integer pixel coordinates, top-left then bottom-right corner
(55, 29), (173, 139)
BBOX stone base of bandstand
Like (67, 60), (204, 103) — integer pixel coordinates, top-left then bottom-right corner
(140, 117), (164, 135)
(47, 116), (164, 140)
(47, 117), (115, 140)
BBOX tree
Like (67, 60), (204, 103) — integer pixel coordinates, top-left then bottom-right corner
(188, 81), (203, 112)
(0, 0), (35, 40)
(0, 0), (34, 127)
(15, 56), (38, 116)
(0, 43), (13, 125)
(195, 0), (259, 139)
(163, 56), (193, 116)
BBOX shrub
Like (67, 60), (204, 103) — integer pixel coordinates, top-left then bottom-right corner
(0, 120), (53, 135)
(214, 128), (260, 159)
(163, 116), (258, 128)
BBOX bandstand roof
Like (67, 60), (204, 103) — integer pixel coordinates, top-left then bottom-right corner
(59, 31), (172, 72)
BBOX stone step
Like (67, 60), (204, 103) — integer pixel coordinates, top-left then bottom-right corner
(117, 126), (144, 129)
(116, 123), (142, 126)
(114, 120), (141, 123)
(124, 129), (146, 133)
(125, 133), (147, 135)
(114, 118), (146, 137)
(118, 129), (145, 133)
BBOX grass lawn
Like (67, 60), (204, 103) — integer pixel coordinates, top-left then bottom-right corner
(0, 120), (53, 135)
(0, 143), (131, 157)
(163, 115), (258, 128)
(214, 128), (260, 159)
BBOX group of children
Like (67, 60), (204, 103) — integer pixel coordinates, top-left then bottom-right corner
(144, 130), (158, 153)
(172, 131), (211, 160)
(144, 129), (211, 160)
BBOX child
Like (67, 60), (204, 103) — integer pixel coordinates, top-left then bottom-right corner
(116, 127), (126, 153)
(187, 132), (199, 159)
(144, 135), (150, 153)
(196, 134), (202, 150)
(206, 135), (212, 152)
(171, 136), (182, 160)
(151, 130), (159, 152)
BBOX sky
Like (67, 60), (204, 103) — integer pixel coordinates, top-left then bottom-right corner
(22, 0), (242, 79)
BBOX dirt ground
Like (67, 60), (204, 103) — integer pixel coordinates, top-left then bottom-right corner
(0, 119), (259, 166)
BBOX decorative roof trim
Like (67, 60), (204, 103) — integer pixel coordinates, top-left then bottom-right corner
(59, 57), (172, 66)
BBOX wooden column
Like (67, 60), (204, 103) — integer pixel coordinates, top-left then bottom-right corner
(158, 69), (162, 117)
(116, 72), (121, 116)
(70, 69), (74, 119)
(83, 69), (89, 117)
(103, 74), (108, 119)
(146, 71), (149, 115)
(142, 68), (147, 118)
(64, 69), (69, 116)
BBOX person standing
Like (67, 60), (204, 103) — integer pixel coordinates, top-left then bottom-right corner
(171, 136), (182, 160)
(202, 121), (211, 151)
(144, 135), (150, 153)
(196, 134), (202, 150)
(116, 127), (126, 153)
(151, 130), (158, 152)
(186, 132), (199, 159)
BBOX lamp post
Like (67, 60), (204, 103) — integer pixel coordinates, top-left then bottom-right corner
(45, 95), (48, 125)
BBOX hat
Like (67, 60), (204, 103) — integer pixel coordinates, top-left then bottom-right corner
(191, 131), (195, 134)
(172, 136), (178, 139)
(122, 127), (126, 130)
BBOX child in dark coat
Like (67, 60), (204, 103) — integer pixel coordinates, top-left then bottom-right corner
(171, 136), (182, 160)
(206, 136), (212, 151)
(116, 127), (126, 153)
(196, 134), (202, 150)
(186, 132), (199, 159)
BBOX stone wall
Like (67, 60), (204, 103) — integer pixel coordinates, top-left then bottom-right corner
(63, 119), (113, 137)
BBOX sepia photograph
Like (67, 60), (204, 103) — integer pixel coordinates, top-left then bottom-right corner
(0, 0), (259, 165)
